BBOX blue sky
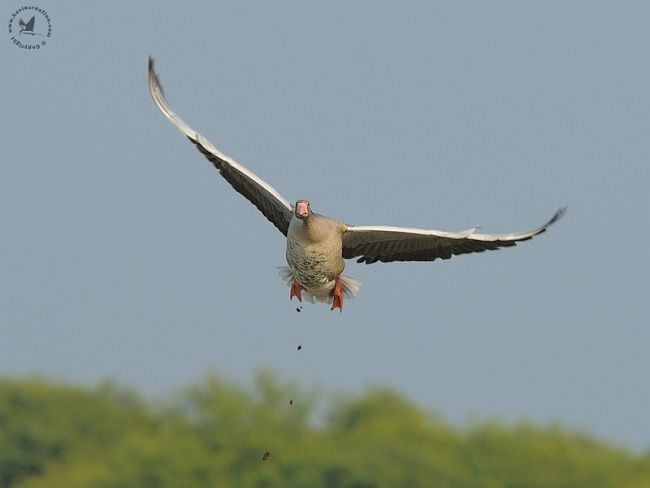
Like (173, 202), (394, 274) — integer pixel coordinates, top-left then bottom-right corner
(2, 1), (649, 451)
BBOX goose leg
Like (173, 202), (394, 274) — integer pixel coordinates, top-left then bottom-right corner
(290, 279), (304, 302)
(331, 277), (344, 312)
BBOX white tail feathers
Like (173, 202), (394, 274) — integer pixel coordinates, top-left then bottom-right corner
(277, 266), (294, 283)
(276, 266), (362, 304)
(337, 274), (363, 299)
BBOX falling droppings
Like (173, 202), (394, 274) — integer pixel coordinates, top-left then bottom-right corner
(289, 399), (293, 406)
(297, 345), (302, 351)
(296, 306), (303, 312)
(262, 451), (270, 461)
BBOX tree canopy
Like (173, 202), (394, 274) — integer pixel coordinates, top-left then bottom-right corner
(1, 373), (648, 487)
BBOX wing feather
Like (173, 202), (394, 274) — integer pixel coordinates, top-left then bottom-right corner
(147, 56), (293, 236)
(342, 207), (566, 264)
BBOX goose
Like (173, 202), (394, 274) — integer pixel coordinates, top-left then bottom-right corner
(147, 57), (566, 312)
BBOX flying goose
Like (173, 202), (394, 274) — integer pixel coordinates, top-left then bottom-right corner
(147, 57), (566, 312)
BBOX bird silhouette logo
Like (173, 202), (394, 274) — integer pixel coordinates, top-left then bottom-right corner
(18, 16), (38, 36)
(8, 6), (52, 50)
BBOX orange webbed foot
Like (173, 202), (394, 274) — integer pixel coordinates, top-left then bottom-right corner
(290, 279), (304, 302)
(330, 278), (344, 312)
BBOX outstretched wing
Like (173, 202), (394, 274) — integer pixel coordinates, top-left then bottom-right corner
(147, 56), (294, 236)
(25, 16), (35, 31)
(342, 207), (566, 264)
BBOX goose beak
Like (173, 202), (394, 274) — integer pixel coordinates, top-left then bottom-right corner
(295, 201), (310, 219)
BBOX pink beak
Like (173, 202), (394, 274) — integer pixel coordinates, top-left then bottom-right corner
(296, 201), (309, 218)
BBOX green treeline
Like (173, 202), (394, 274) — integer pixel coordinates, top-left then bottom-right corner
(1, 372), (648, 488)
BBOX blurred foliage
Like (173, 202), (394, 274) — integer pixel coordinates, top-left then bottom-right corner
(0, 373), (648, 488)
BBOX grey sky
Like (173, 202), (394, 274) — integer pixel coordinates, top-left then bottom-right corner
(2, 1), (649, 451)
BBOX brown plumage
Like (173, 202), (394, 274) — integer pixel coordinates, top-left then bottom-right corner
(148, 57), (566, 311)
